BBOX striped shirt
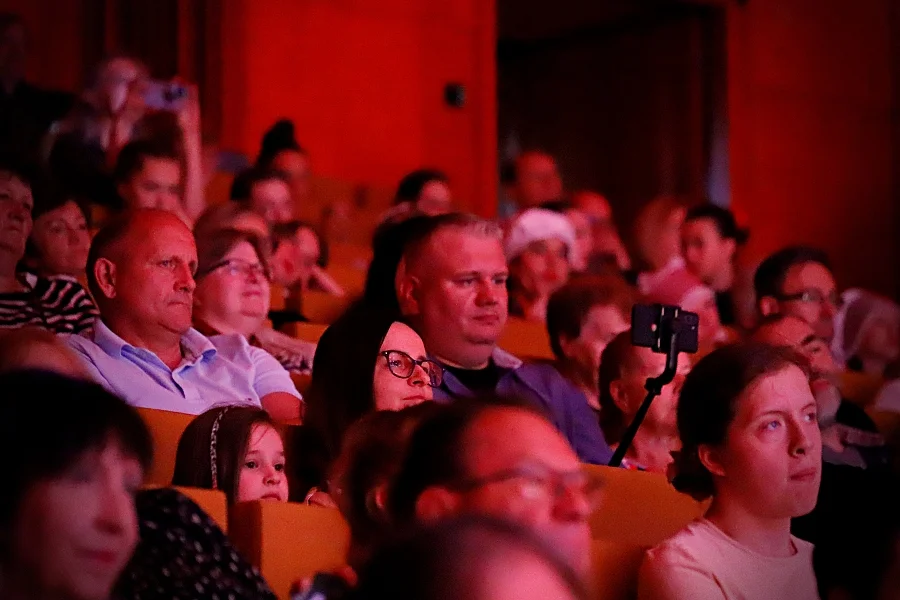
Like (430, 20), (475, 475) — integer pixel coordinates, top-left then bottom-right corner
(0, 274), (98, 334)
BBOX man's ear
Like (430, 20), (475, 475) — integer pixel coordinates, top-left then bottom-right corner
(698, 444), (726, 478)
(759, 296), (780, 318)
(414, 486), (462, 522)
(557, 334), (579, 362)
(609, 379), (631, 414)
(93, 258), (118, 300)
(395, 257), (421, 317)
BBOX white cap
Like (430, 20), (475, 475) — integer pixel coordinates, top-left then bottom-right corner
(504, 208), (576, 261)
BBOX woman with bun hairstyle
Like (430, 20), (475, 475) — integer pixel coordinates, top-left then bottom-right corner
(681, 204), (749, 327)
(639, 342), (822, 600)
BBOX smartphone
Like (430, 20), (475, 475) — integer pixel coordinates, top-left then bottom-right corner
(143, 80), (188, 112)
(631, 303), (700, 355)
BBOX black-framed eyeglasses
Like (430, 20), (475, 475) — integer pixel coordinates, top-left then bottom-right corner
(777, 289), (841, 308)
(451, 463), (604, 510)
(380, 350), (444, 387)
(199, 259), (269, 281)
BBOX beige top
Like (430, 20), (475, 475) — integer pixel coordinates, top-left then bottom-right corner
(638, 519), (820, 600)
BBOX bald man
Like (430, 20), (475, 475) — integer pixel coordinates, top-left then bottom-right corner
(66, 210), (301, 419)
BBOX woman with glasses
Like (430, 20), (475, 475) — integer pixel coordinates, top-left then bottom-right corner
(296, 301), (441, 501)
(192, 227), (314, 372)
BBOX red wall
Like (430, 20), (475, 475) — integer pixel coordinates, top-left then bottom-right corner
(727, 0), (897, 297)
(219, 0), (497, 214)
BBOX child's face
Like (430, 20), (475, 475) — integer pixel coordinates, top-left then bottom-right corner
(236, 424), (288, 503)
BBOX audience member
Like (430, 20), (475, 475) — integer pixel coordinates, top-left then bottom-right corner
(0, 159), (98, 333)
(571, 190), (631, 273)
(0, 327), (87, 376)
(540, 199), (593, 273)
(193, 201), (271, 248)
(505, 207), (575, 322)
(193, 227), (314, 372)
(389, 398), (599, 576)
(395, 213), (613, 463)
(305, 302), (439, 461)
(329, 404), (442, 568)
(113, 138), (181, 211)
(353, 516), (588, 600)
(115, 488), (277, 599)
(66, 209), (301, 419)
(640, 343), (821, 600)
(634, 195), (688, 293)
(389, 168), (453, 217)
(681, 204), (748, 326)
(0, 13), (74, 163)
(22, 187), (90, 280)
(755, 245), (840, 343)
(255, 119), (311, 208)
(231, 166), (294, 225)
(598, 331), (690, 473)
(270, 219), (343, 297)
(503, 150), (564, 214)
(753, 314), (886, 470)
(364, 213), (433, 315)
(834, 288), (900, 375)
(0, 370), (152, 600)
(172, 405), (289, 504)
(546, 276), (633, 411)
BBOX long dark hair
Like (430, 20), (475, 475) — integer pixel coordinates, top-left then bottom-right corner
(304, 302), (402, 460)
(172, 405), (279, 504)
(671, 342), (806, 500)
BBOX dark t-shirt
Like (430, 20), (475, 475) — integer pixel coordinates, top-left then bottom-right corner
(443, 361), (503, 394)
(715, 289), (736, 326)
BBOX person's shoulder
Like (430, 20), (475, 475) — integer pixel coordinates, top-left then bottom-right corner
(645, 520), (719, 567)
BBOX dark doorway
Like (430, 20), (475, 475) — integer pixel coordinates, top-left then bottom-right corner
(498, 0), (727, 230)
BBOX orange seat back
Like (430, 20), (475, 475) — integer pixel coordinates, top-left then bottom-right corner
(839, 371), (885, 408)
(283, 322), (328, 343)
(499, 317), (556, 361)
(172, 486), (229, 533)
(328, 243), (372, 270)
(326, 263), (368, 295)
(591, 539), (646, 600)
(229, 502), (350, 600)
(585, 464), (706, 546)
(137, 408), (195, 486)
(301, 291), (354, 324)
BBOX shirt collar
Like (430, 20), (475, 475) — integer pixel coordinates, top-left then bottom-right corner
(93, 320), (217, 364)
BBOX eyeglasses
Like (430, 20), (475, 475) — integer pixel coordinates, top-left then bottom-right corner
(380, 350), (444, 387)
(452, 463), (604, 511)
(202, 259), (269, 281)
(777, 289), (841, 308)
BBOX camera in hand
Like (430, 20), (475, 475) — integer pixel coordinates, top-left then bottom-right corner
(143, 80), (188, 112)
(631, 303), (699, 356)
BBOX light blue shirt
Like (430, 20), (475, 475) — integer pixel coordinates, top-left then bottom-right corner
(66, 320), (300, 415)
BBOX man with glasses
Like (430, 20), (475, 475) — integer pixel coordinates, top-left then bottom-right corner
(66, 209), (301, 418)
(754, 246), (841, 341)
(390, 398), (599, 577)
(753, 314), (885, 470)
(395, 213), (613, 464)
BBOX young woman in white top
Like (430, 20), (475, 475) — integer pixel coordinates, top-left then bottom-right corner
(639, 342), (823, 600)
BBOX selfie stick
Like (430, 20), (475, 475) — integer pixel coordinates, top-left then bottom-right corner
(607, 325), (682, 468)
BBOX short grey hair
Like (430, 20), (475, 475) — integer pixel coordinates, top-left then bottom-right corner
(401, 213), (503, 272)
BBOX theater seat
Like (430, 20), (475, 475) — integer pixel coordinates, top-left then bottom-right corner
(839, 371), (885, 408)
(229, 501), (350, 600)
(591, 539), (646, 600)
(499, 317), (556, 361)
(136, 408), (195, 486)
(283, 322), (328, 344)
(585, 464), (706, 547)
(171, 486), (229, 533)
(301, 291), (354, 324)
